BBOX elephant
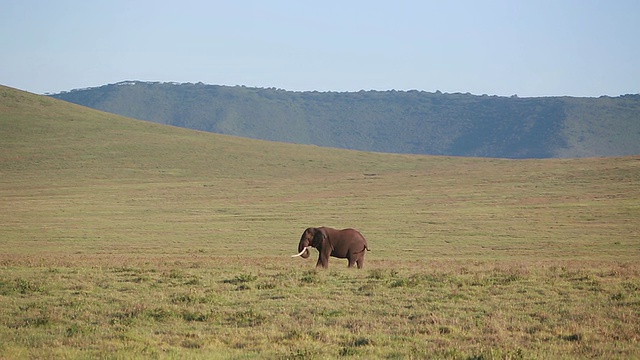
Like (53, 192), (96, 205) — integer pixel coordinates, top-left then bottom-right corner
(291, 227), (369, 269)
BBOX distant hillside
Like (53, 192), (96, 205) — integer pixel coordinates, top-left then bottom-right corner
(50, 81), (640, 158)
(0, 84), (418, 182)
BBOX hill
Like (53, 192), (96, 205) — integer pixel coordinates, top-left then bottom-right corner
(50, 81), (640, 158)
(4, 82), (639, 260)
(2, 85), (640, 358)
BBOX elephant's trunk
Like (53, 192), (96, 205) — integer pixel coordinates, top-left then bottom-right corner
(291, 246), (311, 258)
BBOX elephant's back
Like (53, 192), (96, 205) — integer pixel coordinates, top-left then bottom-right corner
(340, 228), (366, 242)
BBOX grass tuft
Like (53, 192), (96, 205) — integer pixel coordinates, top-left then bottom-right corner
(223, 273), (258, 285)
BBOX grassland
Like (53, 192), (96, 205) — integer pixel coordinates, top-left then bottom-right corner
(1, 85), (639, 359)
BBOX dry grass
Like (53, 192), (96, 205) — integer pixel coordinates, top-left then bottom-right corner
(1, 257), (638, 359)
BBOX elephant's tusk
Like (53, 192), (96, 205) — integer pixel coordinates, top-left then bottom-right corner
(291, 247), (310, 257)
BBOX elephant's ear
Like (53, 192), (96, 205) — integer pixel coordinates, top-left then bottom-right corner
(312, 229), (325, 248)
(314, 229), (333, 251)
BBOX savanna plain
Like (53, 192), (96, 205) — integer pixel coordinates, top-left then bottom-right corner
(1, 86), (639, 359)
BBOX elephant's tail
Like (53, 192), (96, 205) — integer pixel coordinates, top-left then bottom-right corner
(354, 245), (370, 255)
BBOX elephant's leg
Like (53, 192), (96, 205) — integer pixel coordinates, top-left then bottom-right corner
(316, 255), (329, 268)
(356, 256), (364, 269)
(346, 249), (357, 268)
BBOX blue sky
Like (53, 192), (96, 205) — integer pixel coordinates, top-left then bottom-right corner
(1, 0), (638, 97)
